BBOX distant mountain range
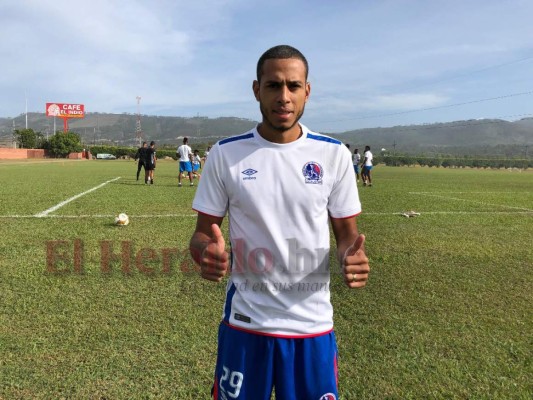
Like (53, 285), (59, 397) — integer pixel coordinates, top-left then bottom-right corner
(1, 112), (532, 156)
(336, 118), (533, 156)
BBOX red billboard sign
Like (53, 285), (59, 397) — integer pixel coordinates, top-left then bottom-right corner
(46, 103), (85, 118)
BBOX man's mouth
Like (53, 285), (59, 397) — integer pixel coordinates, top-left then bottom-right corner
(274, 109), (292, 117)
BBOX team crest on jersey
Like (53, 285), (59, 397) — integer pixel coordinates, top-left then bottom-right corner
(302, 162), (323, 184)
(319, 394), (336, 400)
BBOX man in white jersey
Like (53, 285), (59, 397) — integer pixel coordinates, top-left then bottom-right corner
(190, 45), (370, 400)
(176, 137), (194, 186)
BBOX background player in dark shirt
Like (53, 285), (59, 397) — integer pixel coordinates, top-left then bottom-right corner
(144, 141), (157, 184)
(134, 141), (148, 181)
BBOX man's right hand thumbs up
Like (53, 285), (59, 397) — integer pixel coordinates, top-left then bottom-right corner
(200, 224), (230, 282)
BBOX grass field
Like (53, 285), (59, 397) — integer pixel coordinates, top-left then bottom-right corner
(0, 159), (531, 399)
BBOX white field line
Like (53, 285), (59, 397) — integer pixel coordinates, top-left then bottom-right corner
(1, 211), (532, 219)
(409, 192), (533, 212)
(409, 191), (528, 194)
(34, 177), (122, 218)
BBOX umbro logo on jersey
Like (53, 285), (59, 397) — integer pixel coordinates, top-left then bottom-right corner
(241, 169), (257, 180)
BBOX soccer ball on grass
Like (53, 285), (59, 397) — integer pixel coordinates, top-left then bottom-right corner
(114, 213), (130, 226)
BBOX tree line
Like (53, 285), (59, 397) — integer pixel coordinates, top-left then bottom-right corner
(12, 128), (532, 168)
(379, 154), (532, 169)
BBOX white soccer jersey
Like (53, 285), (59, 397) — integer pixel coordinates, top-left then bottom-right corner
(364, 150), (373, 166)
(192, 124), (362, 336)
(177, 144), (192, 162)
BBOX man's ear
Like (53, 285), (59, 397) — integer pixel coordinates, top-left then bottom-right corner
(252, 80), (260, 101)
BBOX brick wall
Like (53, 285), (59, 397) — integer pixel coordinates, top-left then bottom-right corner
(0, 148), (49, 159)
(0, 148), (29, 159)
(68, 152), (83, 159)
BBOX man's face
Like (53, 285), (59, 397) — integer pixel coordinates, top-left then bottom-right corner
(253, 58), (310, 141)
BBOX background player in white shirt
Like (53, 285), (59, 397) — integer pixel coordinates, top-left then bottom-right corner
(353, 147), (361, 182)
(176, 137), (194, 186)
(190, 45), (370, 399)
(191, 149), (202, 179)
(361, 145), (373, 186)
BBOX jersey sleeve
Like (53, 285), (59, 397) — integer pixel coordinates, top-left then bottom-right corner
(328, 145), (361, 218)
(192, 143), (228, 217)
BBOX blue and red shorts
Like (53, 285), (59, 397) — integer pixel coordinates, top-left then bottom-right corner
(179, 161), (192, 173)
(212, 322), (339, 400)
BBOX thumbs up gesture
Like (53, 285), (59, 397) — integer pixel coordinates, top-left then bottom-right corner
(198, 224), (230, 282)
(342, 234), (370, 288)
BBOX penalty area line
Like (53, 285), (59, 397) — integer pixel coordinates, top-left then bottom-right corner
(34, 177), (122, 218)
(1, 211), (532, 219)
(0, 213), (198, 219)
(408, 192), (533, 212)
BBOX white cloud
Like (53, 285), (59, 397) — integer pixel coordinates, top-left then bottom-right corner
(1, 0), (533, 130)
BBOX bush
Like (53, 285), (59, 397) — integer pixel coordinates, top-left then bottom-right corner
(14, 129), (44, 149)
(45, 132), (83, 157)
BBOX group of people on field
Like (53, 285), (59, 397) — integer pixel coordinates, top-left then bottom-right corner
(134, 137), (210, 186)
(133, 141), (156, 184)
(347, 144), (374, 186)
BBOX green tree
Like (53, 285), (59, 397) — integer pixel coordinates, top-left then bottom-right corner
(14, 128), (43, 149)
(45, 132), (83, 157)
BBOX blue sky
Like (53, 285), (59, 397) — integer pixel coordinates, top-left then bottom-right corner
(1, 0), (532, 132)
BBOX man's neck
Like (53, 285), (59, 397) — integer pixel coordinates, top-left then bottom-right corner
(257, 123), (302, 144)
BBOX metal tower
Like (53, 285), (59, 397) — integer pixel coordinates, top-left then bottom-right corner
(135, 96), (143, 146)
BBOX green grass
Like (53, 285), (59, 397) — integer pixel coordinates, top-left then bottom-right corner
(0, 160), (531, 399)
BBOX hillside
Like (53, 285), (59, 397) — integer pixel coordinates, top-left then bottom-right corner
(1, 113), (532, 156)
(0, 113), (258, 146)
(333, 118), (533, 157)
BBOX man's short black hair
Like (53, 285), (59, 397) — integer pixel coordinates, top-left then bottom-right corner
(256, 45), (309, 82)
(150, 141), (155, 146)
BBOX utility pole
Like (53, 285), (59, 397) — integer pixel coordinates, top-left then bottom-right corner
(25, 92), (28, 129)
(135, 96), (143, 147)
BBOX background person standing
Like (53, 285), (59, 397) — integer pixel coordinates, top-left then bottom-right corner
(353, 148), (361, 183)
(361, 145), (373, 186)
(177, 137), (194, 186)
(134, 141), (148, 181)
(144, 141), (156, 184)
